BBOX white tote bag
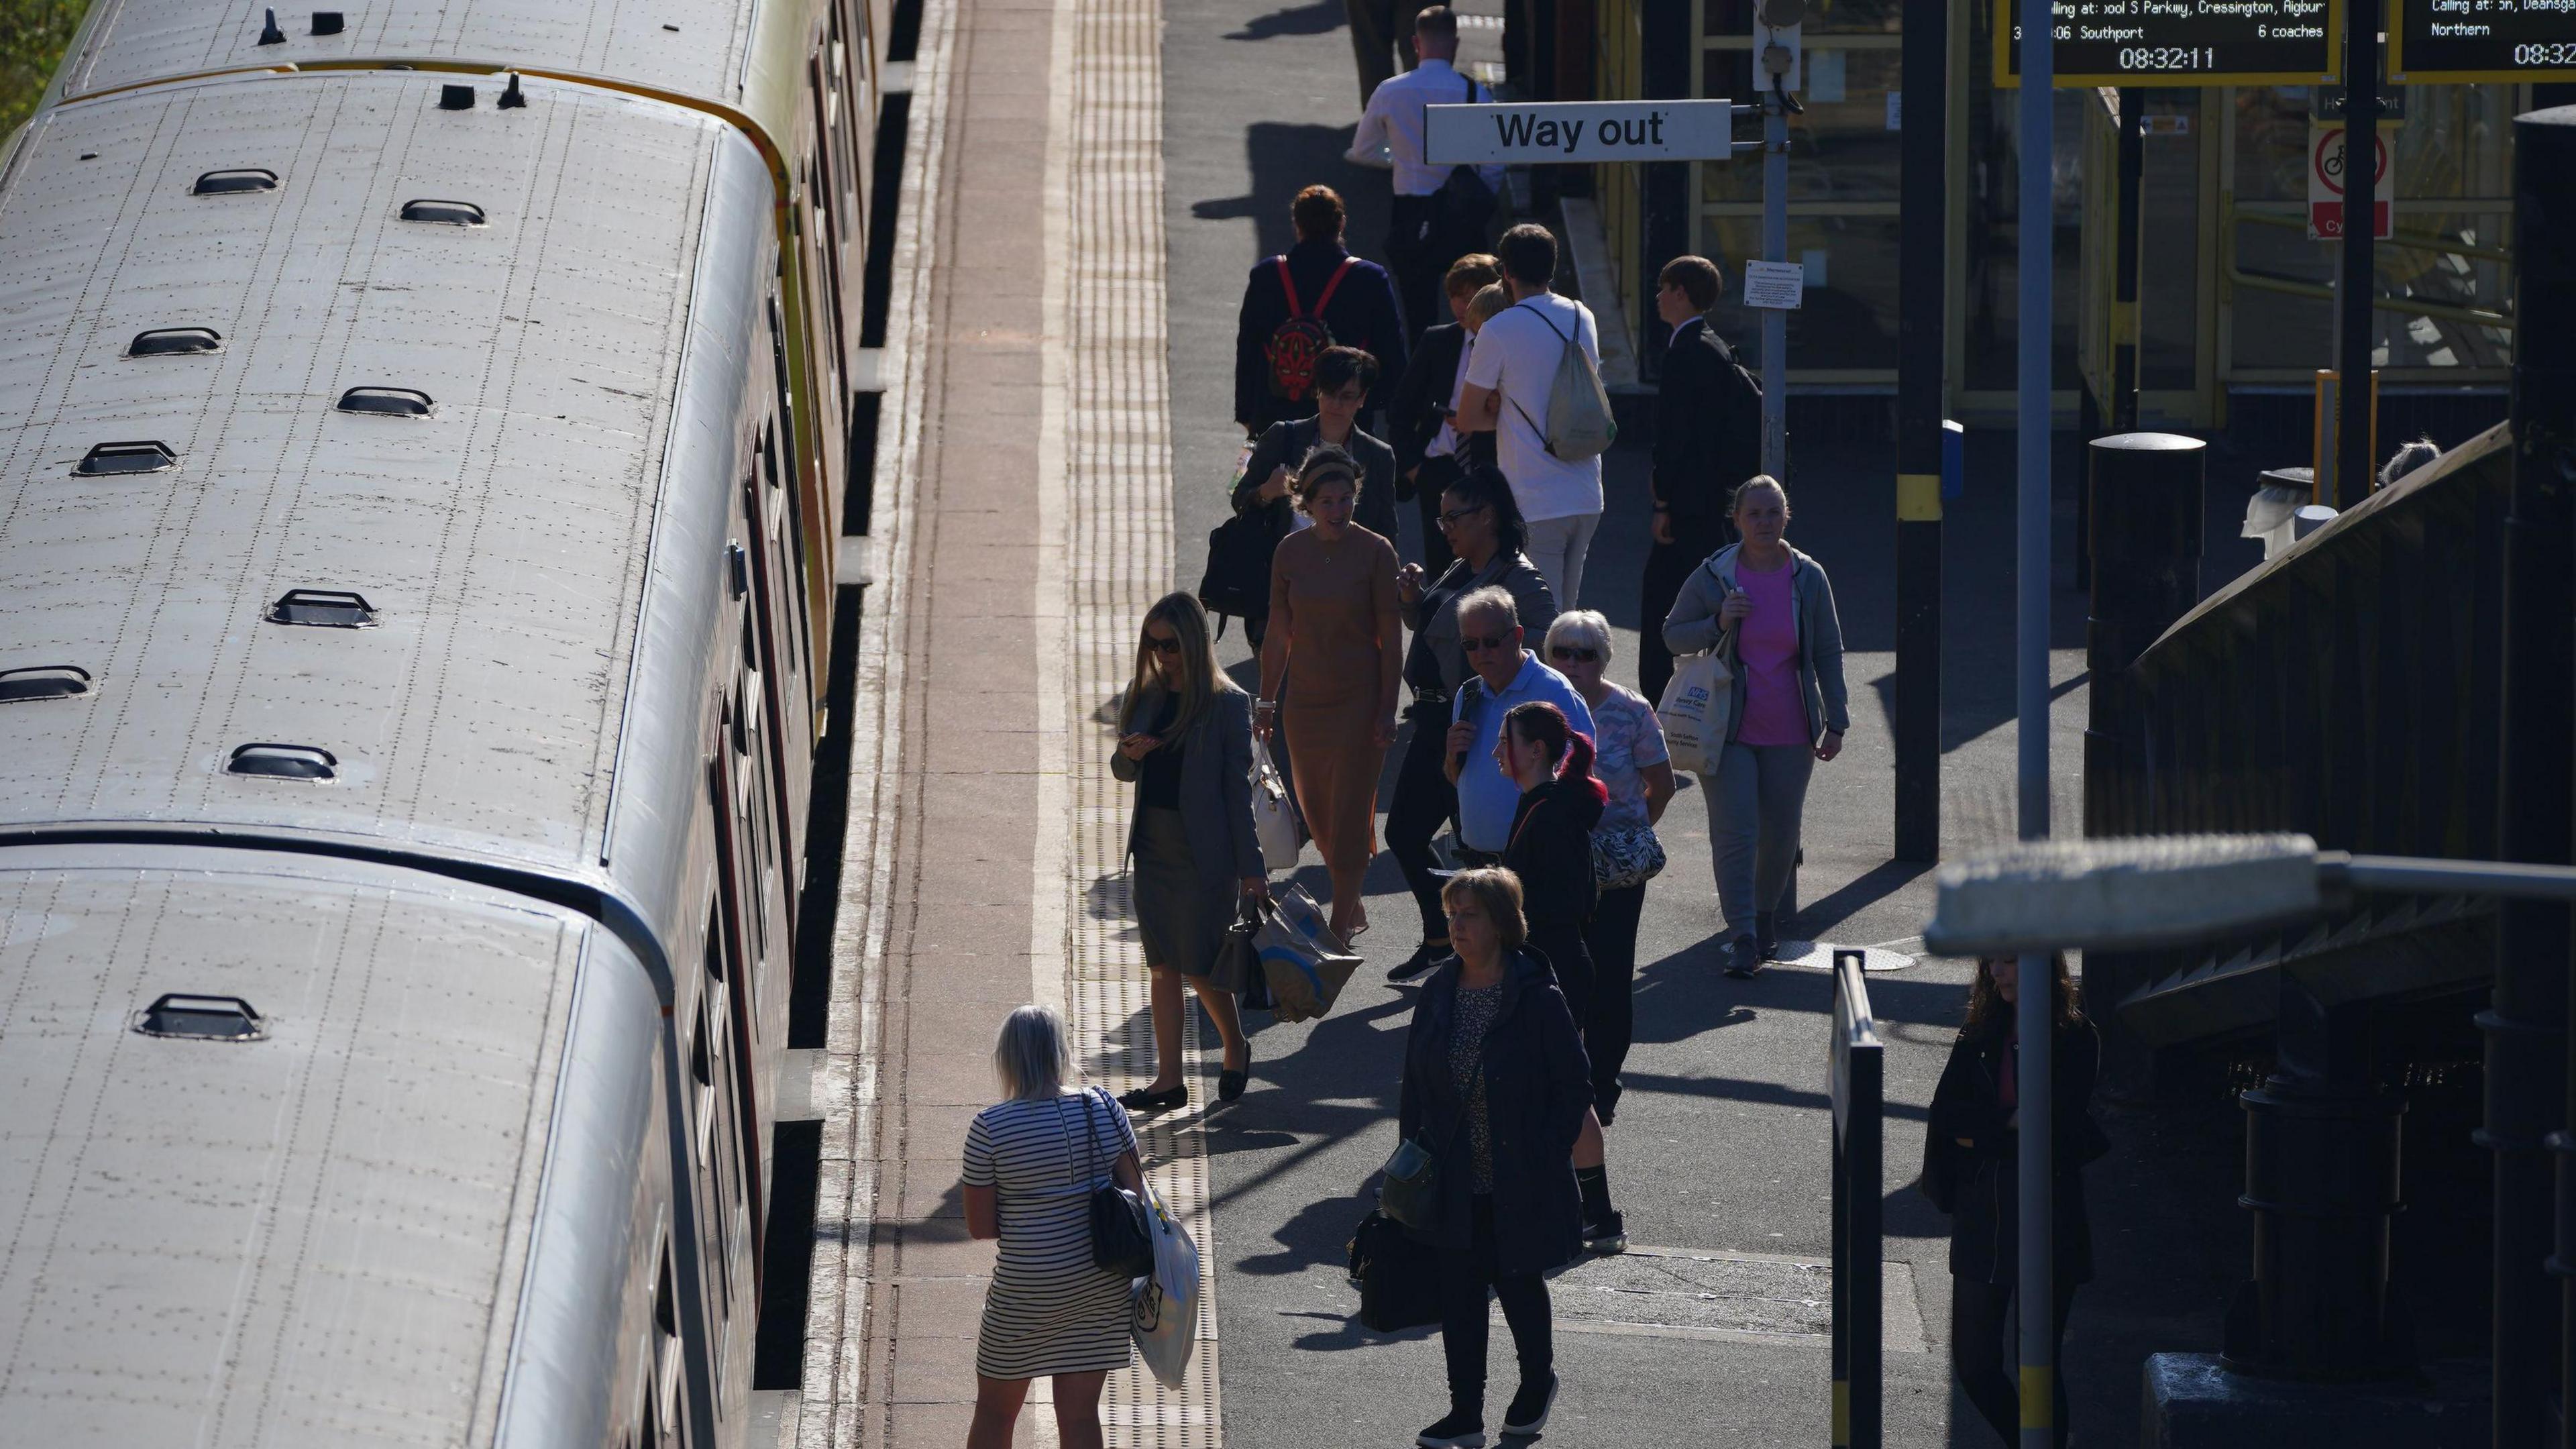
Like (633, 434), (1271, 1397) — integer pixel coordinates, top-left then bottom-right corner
(1250, 750), (1300, 869)
(1130, 1179), (1202, 1387)
(1655, 633), (1736, 776)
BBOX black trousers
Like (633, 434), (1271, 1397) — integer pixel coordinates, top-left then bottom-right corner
(1413, 454), (1462, 576)
(1388, 702), (1461, 940)
(1439, 1195), (1553, 1407)
(1951, 1277), (2076, 1448)
(1528, 920), (1595, 1028)
(1579, 881), (1645, 1122)
(1636, 517), (1734, 707)
(1387, 194), (1452, 346)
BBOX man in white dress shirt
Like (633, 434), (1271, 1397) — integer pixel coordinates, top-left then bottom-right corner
(1456, 223), (1605, 608)
(1344, 7), (1505, 345)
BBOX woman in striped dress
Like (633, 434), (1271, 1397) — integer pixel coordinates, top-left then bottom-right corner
(963, 1004), (1144, 1449)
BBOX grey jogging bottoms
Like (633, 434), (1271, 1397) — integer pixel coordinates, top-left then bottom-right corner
(1703, 741), (1815, 938)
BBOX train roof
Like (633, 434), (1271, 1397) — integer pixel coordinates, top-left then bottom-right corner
(0, 843), (657, 1448)
(0, 69), (767, 890)
(44, 0), (822, 169)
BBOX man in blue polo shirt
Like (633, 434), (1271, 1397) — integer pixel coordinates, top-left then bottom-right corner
(1443, 586), (1596, 859)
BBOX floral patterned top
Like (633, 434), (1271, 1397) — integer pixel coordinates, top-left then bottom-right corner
(1586, 683), (1670, 832)
(1449, 981), (1503, 1191)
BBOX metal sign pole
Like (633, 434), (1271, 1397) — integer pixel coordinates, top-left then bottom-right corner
(2334, 0), (2381, 509)
(1831, 949), (1885, 1449)
(2015, 2), (2058, 1447)
(1761, 91), (1788, 480)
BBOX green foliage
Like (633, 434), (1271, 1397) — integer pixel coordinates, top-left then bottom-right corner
(0, 0), (87, 140)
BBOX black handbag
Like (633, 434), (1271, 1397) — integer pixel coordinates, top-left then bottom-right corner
(1434, 75), (1499, 243)
(1376, 1057), (1481, 1231)
(1071, 1088), (1155, 1277)
(1348, 1210), (1444, 1332)
(1208, 900), (1260, 994)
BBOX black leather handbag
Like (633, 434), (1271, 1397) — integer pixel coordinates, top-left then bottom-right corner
(1348, 1210), (1444, 1332)
(1073, 1088), (1156, 1278)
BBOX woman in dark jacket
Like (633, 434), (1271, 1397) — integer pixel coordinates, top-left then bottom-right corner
(1108, 592), (1267, 1111)
(1495, 701), (1625, 1256)
(1398, 868), (1592, 1448)
(1924, 952), (2105, 1448)
(1232, 345), (1401, 545)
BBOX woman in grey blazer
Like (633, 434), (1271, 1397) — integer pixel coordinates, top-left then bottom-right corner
(1660, 476), (1849, 979)
(1110, 592), (1269, 1109)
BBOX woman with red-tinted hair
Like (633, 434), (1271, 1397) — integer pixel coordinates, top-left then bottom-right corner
(1492, 700), (1625, 1255)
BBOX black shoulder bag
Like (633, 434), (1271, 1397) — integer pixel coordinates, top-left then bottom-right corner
(1071, 1087), (1156, 1277)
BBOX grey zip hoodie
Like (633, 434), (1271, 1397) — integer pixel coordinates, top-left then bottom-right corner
(1659, 541), (1850, 746)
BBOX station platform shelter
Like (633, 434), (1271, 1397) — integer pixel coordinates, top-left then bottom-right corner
(1512, 0), (2559, 443)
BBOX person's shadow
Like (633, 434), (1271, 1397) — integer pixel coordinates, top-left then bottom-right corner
(1225, 0), (1345, 42)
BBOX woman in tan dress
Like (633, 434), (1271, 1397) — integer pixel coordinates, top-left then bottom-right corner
(1254, 445), (1403, 942)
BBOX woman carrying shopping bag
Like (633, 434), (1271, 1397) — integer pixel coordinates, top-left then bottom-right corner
(1111, 593), (1267, 1110)
(1397, 868), (1593, 1448)
(1658, 476), (1849, 979)
(963, 1006), (1147, 1449)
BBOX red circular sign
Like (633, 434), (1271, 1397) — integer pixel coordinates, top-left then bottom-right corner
(2313, 127), (2390, 198)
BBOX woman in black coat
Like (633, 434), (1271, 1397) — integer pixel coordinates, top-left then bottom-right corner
(1495, 700), (1627, 1254)
(1232, 346), (1401, 546)
(1397, 868), (1591, 1448)
(1108, 592), (1267, 1112)
(1924, 953), (2106, 1448)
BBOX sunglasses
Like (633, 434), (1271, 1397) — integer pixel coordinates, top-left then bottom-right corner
(1461, 633), (1515, 652)
(1143, 633), (1183, 654)
(1550, 647), (1600, 663)
(1437, 504), (1488, 528)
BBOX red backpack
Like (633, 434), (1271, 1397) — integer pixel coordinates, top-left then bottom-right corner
(1263, 256), (1358, 402)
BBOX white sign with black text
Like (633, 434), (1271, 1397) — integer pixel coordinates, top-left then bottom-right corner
(1743, 259), (1806, 311)
(1422, 99), (1737, 166)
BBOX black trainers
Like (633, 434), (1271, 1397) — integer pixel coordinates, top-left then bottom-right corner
(1584, 1210), (1627, 1256)
(1756, 910), (1778, 962)
(1721, 934), (1765, 980)
(1502, 1373), (1559, 1436)
(1417, 1407), (1487, 1447)
(1389, 940), (1448, 983)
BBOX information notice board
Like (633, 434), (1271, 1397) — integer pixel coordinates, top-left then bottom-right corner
(1996, 0), (2344, 86)
(2391, 0), (2576, 80)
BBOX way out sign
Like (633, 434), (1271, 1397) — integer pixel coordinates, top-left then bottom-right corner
(2309, 122), (2393, 241)
(1424, 99), (1737, 166)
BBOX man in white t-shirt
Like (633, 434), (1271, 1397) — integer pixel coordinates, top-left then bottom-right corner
(1457, 223), (1605, 608)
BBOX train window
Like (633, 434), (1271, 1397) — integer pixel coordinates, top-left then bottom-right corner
(74, 441), (176, 476)
(225, 742), (337, 781)
(336, 386), (434, 417)
(126, 327), (222, 357)
(267, 588), (378, 627)
(133, 993), (265, 1040)
(193, 168), (278, 196)
(0, 665), (91, 702)
(398, 199), (487, 227)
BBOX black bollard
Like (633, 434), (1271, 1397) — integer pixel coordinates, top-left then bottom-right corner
(2081, 432), (2204, 839)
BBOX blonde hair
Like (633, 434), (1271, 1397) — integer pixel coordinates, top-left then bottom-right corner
(1729, 474), (1789, 519)
(1466, 282), (1511, 327)
(1543, 610), (1612, 663)
(993, 1004), (1077, 1100)
(1440, 868), (1528, 953)
(1116, 592), (1237, 739)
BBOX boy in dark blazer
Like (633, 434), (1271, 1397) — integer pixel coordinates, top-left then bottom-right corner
(1388, 254), (1500, 574)
(1638, 256), (1758, 705)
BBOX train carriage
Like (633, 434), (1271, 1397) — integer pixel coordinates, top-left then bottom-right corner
(0, 0), (883, 1442)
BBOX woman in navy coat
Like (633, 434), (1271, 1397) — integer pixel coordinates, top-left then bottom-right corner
(1397, 867), (1592, 1448)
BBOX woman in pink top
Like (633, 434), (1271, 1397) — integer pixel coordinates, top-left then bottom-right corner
(1655, 476), (1849, 979)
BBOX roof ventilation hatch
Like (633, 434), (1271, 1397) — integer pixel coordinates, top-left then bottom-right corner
(75, 441), (176, 476)
(336, 386), (433, 417)
(127, 327), (222, 357)
(0, 665), (92, 702)
(312, 11), (343, 34)
(135, 993), (266, 1040)
(227, 743), (337, 781)
(268, 588), (378, 627)
(398, 199), (484, 226)
(194, 168), (278, 196)
(440, 84), (474, 110)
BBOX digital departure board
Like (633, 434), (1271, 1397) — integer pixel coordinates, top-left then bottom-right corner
(2391, 0), (2576, 80)
(1995, 0), (2344, 87)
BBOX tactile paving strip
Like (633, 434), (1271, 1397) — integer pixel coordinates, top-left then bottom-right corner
(1046, 0), (1224, 1438)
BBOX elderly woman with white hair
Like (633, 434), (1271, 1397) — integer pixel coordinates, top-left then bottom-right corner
(961, 1005), (1144, 1449)
(1540, 610), (1674, 1127)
